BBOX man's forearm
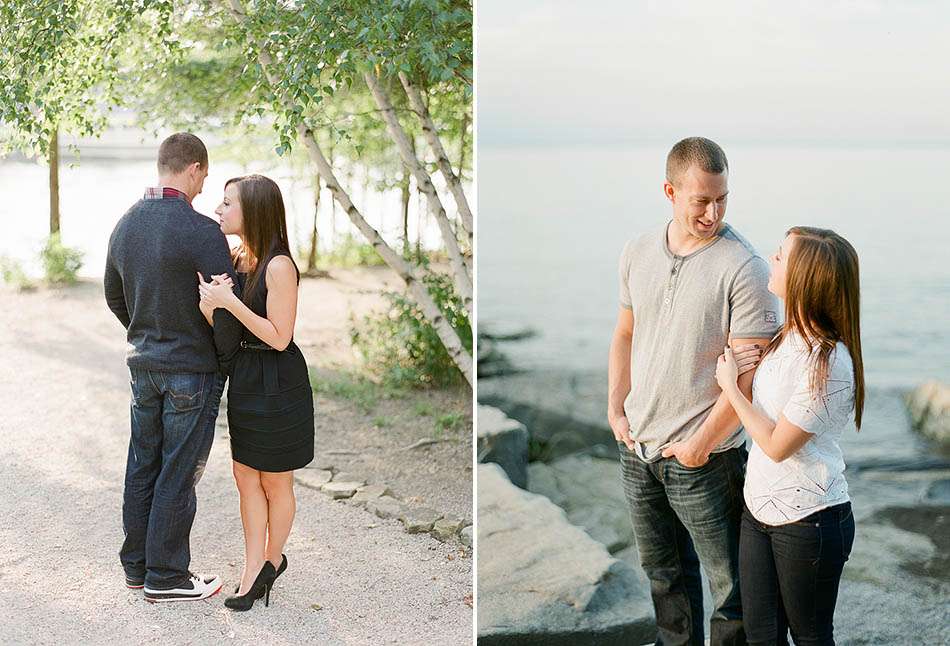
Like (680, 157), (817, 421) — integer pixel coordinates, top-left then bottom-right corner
(103, 263), (131, 328)
(692, 370), (754, 453)
(607, 331), (632, 417)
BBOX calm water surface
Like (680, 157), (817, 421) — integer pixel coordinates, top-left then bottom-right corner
(479, 144), (950, 390)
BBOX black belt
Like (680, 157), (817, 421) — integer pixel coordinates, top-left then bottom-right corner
(240, 340), (275, 351)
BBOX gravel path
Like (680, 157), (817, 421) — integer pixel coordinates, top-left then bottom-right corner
(0, 281), (472, 645)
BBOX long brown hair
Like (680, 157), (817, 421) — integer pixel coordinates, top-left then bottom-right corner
(764, 226), (865, 429)
(226, 174), (299, 304)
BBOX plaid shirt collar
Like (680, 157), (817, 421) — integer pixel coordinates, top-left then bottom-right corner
(144, 186), (191, 204)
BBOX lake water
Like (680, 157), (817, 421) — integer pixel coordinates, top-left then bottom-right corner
(0, 155), (445, 279)
(478, 144), (950, 390)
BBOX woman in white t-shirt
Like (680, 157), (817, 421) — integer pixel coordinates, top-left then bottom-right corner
(715, 226), (864, 645)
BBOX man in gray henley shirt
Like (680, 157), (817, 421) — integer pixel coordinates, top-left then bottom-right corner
(607, 137), (781, 645)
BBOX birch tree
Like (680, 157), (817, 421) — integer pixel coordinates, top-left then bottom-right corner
(220, 0), (474, 384)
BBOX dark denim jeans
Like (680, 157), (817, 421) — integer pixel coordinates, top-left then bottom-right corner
(619, 444), (748, 646)
(739, 502), (855, 646)
(120, 369), (224, 589)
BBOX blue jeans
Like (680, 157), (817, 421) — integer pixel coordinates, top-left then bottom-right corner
(619, 444), (748, 646)
(120, 369), (224, 589)
(740, 503), (855, 646)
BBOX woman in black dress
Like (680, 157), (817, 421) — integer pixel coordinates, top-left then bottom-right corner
(197, 174), (314, 610)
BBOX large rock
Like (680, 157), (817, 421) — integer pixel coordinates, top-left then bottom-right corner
(478, 463), (654, 645)
(906, 381), (950, 444)
(477, 405), (529, 488)
(528, 454), (634, 554)
(478, 370), (617, 461)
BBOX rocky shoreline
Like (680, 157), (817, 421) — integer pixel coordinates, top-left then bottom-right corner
(477, 368), (950, 645)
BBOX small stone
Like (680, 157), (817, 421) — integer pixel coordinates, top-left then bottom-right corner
(320, 482), (361, 499)
(399, 507), (442, 534)
(366, 496), (406, 520)
(310, 603), (323, 611)
(307, 459), (335, 472)
(352, 484), (391, 504)
(333, 472), (365, 486)
(296, 470), (333, 490)
(432, 517), (463, 541)
(460, 525), (472, 547)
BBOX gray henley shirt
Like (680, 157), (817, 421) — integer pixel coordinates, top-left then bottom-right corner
(618, 221), (781, 462)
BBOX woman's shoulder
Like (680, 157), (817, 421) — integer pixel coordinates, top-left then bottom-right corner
(264, 253), (299, 284)
(828, 342), (855, 381)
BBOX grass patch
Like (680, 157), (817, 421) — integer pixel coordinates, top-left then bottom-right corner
(309, 368), (405, 414)
(436, 412), (464, 433)
(413, 402), (434, 417)
(372, 415), (391, 428)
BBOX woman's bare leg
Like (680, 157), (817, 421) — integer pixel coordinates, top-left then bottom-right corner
(259, 471), (296, 567)
(232, 460), (269, 595)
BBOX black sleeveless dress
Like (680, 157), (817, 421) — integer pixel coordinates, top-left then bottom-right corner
(227, 255), (314, 472)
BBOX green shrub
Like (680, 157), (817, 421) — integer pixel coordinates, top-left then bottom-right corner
(41, 233), (83, 285)
(0, 256), (37, 291)
(321, 234), (386, 268)
(351, 269), (472, 388)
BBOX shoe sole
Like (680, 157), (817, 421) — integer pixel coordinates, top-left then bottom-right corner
(126, 583), (144, 589)
(144, 582), (223, 603)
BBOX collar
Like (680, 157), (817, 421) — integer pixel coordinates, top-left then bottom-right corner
(144, 186), (191, 204)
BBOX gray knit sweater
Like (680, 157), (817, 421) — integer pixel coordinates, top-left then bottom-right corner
(104, 195), (243, 374)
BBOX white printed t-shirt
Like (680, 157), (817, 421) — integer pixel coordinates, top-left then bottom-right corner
(745, 331), (855, 525)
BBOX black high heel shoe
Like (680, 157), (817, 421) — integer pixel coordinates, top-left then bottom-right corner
(233, 555), (287, 595)
(224, 562), (276, 611)
(273, 554), (288, 580)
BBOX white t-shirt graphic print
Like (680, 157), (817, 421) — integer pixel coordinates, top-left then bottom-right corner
(745, 331), (855, 525)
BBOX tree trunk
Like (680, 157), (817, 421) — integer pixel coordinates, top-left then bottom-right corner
(307, 172), (321, 273)
(398, 72), (473, 243)
(415, 187), (423, 256)
(49, 126), (60, 235)
(328, 144), (337, 245)
(458, 110), (469, 181)
(224, 0), (473, 385)
(401, 169), (410, 255)
(363, 71), (472, 315)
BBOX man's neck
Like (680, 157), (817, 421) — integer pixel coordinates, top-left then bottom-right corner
(667, 220), (720, 257)
(157, 177), (193, 201)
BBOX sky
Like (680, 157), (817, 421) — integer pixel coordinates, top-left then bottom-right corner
(476, 0), (950, 147)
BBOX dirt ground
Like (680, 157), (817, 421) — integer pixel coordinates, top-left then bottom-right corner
(0, 268), (472, 645)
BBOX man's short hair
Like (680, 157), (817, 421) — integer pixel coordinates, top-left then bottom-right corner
(666, 137), (728, 186)
(157, 133), (208, 175)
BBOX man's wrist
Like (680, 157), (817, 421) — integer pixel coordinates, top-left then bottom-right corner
(689, 427), (715, 455)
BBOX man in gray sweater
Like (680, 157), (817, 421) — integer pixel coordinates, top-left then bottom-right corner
(104, 133), (242, 602)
